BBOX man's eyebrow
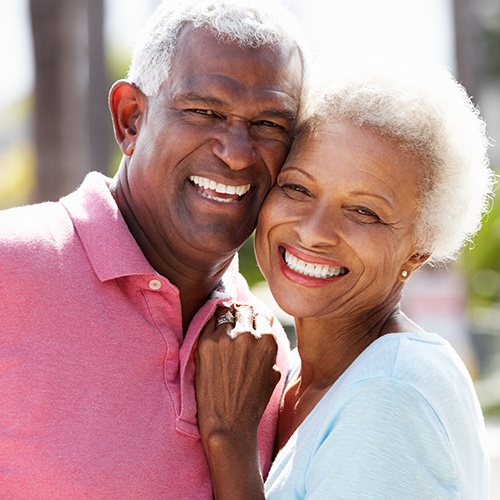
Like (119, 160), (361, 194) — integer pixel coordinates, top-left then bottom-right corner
(260, 108), (297, 121)
(180, 93), (226, 108)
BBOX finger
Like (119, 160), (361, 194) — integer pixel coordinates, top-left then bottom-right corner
(231, 304), (254, 338)
(197, 306), (232, 350)
(214, 306), (235, 330)
(197, 314), (217, 345)
(252, 312), (273, 339)
(272, 364), (282, 383)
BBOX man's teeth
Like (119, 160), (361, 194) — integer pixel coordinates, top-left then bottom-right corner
(190, 175), (251, 196)
(284, 250), (347, 279)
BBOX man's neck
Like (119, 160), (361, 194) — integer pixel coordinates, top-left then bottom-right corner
(110, 173), (235, 334)
(138, 239), (235, 335)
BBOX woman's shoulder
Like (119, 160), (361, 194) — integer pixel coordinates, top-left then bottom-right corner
(329, 332), (484, 440)
(356, 331), (463, 378)
(287, 331), (464, 395)
(285, 347), (302, 385)
(371, 331), (472, 389)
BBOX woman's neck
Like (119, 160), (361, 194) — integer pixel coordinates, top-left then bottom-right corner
(295, 302), (404, 388)
(275, 303), (419, 454)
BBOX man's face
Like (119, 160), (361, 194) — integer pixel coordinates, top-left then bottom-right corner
(119, 25), (303, 266)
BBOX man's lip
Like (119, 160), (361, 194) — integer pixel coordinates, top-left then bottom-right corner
(189, 175), (252, 202)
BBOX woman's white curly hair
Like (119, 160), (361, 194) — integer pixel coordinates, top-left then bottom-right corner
(127, 0), (308, 97)
(300, 61), (497, 264)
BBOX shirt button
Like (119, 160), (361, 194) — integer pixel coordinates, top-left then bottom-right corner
(149, 279), (162, 291)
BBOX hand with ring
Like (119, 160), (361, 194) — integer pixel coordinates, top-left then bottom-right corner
(195, 303), (281, 474)
(213, 304), (271, 339)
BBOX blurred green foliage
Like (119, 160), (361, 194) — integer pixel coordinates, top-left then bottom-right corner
(238, 233), (265, 287)
(0, 142), (35, 209)
(0, 97), (35, 209)
(461, 179), (500, 307)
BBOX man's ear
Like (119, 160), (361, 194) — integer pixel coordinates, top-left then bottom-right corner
(400, 252), (431, 280)
(109, 80), (147, 156)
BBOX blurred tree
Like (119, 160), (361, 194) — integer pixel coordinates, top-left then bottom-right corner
(30, 0), (110, 202)
(88, 0), (111, 178)
(458, 0), (500, 309)
(453, 0), (483, 104)
(479, 0), (500, 78)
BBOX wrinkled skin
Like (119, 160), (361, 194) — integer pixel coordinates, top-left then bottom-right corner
(195, 305), (280, 499)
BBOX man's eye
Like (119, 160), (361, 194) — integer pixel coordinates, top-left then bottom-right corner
(189, 109), (219, 117)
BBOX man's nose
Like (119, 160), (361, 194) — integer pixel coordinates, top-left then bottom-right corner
(211, 121), (258, 170)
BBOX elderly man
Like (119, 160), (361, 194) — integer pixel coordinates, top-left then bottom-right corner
(0, 0), (306, 497)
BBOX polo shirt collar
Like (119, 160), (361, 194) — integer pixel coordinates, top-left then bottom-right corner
(60, 172), (156, 282)
(60, 172), (240, 299)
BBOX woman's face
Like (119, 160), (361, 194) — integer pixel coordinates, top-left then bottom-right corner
(255, 120), (426, 320)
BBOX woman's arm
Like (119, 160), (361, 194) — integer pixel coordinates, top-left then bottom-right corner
(195, 305), (281, 500)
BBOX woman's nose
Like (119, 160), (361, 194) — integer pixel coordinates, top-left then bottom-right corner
(297, 207), (341, 248)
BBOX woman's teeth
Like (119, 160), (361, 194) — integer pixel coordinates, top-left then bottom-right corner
(190, 175), (251, 198)
(284, 250), (347, 279)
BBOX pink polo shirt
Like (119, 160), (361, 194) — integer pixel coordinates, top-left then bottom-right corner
(0, 172), (290, 499)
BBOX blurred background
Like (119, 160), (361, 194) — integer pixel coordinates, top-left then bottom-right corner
(1, 0), (500, 495)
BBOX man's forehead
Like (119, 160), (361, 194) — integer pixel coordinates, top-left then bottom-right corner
(164, 27), (302, 103)
(173, 23), (301, 73)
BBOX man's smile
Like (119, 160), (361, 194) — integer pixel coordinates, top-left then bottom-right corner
(189, 175), (252, 203)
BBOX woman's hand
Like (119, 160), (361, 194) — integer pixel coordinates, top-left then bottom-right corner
(195, 304), (281, 500)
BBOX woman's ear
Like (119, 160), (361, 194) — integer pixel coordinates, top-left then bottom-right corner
(109, 80), (147, 156)
(400, 252), (431, 280)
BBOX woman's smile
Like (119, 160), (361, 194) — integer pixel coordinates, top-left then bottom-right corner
(281, 246), (349, 280)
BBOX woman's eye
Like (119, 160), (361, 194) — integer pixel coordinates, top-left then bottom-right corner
(256, 120), (280, 128)
(354, 207), (381, 222)
(281, 184), (309, 197)
(357, 208), (372, 216)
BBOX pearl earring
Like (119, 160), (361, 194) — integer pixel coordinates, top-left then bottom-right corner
(401, 270), (408, 278)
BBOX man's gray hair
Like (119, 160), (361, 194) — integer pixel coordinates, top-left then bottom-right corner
(127, 0), (308, 97)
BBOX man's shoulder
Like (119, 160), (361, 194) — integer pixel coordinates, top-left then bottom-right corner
(0, 202), (77, 288)
(0, 201), (71, 248)
(0, 173), (111, 257)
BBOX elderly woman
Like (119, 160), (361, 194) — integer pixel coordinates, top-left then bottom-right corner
(195, 62), (496, 499)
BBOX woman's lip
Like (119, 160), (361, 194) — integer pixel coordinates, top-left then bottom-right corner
(280, 245), (347, 268)
(278, 245), (349, 287)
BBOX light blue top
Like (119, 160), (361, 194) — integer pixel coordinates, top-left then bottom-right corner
(265, 332), (490, 499)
